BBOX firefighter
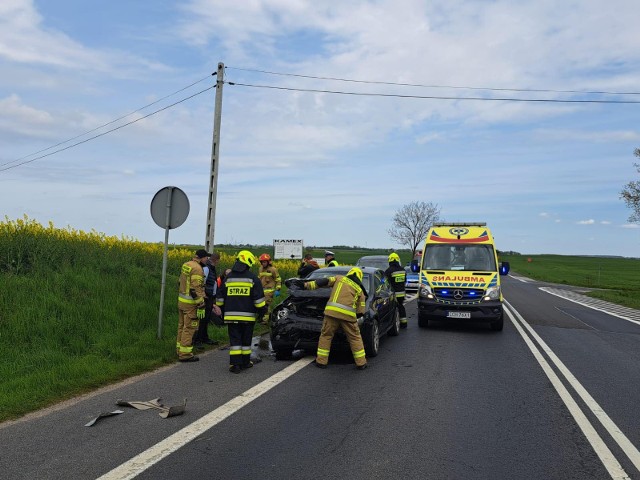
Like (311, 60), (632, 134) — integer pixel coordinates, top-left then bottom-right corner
(303, 267), (368, 370)
(258, 253), (281, 325)
(216, 250), (266, 373)
(176, 249), (210, 362)
(324, 250), (339, 267)
(385, 252), (408, 329)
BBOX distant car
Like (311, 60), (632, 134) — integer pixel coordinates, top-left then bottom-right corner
(356, 255), (390, 270)
(271, 266), (400, 360)
(404, 266), (420, 292)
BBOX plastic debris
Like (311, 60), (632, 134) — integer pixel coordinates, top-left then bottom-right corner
(116, 398), (187, 418)
(84, 410), (124, 427)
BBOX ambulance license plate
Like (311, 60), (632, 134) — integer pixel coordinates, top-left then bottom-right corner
(447, 311), (471, 319)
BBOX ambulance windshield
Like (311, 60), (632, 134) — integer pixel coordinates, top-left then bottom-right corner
(422, 244), (496, 271)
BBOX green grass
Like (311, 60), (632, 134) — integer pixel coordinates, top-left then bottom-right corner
(501, 254), (640, 309)
(1, 220), (637, 423)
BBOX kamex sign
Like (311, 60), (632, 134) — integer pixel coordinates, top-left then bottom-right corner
(274, 239), (303, 260)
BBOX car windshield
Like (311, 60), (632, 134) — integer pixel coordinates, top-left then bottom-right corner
(306, 268), (374, 292)
(422, 244), (496, 271)
(356, 256), (389, 270)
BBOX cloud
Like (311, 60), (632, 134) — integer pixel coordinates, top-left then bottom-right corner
(621, 223), (640, 229)
(577, 219), (595, 225)
(0, 0), (170, 76)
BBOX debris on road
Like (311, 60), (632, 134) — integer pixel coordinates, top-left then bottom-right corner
(84, 410), (124, 427)
(116, 398), (187, 418)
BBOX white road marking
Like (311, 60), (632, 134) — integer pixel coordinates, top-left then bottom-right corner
(506, 300), (639, 479)
(97, 357), (315, 480)
(540, 287), (640, 326)
(509, 275), (531, 283)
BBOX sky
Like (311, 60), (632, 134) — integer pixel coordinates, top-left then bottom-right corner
(1, 0), (640, 257)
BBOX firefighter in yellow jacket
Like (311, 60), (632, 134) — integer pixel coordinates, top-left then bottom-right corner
(176, 249), (210, 362)
(304, 267), (368, 370)
(258, 253), (281, 324)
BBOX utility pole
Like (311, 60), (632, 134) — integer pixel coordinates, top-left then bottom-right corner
(205, 62), (224, 252)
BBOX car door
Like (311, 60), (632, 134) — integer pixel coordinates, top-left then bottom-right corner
(372, 271), (393, 331)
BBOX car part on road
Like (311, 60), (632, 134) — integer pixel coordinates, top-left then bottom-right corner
(116, 398), (187, 418)
(84, 410), (124, 427)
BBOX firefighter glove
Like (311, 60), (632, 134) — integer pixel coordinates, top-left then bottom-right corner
(197, 308), (206, 320)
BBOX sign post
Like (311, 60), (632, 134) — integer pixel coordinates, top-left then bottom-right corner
(150, 186), (190, 339)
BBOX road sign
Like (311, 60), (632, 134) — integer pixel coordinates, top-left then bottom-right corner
(150, 186), (189, 229)
(150, 186), (190, 340)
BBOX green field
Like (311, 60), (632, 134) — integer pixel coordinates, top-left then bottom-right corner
(500, 254), (640, 309)
(1, 217), (638, 422)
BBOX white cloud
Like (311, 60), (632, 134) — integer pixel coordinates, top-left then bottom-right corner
(577, 219), (595, 225)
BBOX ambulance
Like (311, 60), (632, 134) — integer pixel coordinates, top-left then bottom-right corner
(415, 223), (509, 331)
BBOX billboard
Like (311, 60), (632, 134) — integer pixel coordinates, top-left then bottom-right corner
(273, 239), (303, 260)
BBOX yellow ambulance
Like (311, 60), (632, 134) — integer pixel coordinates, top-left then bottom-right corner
(415, 222), (510, 331)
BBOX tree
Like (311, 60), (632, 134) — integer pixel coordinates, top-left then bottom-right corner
(620, 148), (640, 223)
(388, 201), (441, 258)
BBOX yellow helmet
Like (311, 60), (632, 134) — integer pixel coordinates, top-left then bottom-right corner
(236, 250), (257, 268)
(388, 252), (401, 264)
(346, 267), (363, 282)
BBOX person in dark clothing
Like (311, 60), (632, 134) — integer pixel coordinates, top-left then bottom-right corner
(385, 252), (407, 329)
(216, 251), (267, 373)
(194, 252), (221, 347)
(297, 253), (320, 278)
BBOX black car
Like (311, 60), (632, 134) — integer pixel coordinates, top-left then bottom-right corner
(271, 266), (400, 360)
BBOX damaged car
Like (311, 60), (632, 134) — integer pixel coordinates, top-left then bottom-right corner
(271, 266), (401, 360)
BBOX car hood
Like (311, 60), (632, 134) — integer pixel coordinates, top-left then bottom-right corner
(422, 270), (497, 290)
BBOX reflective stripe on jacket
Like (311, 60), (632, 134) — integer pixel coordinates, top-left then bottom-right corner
(306, 275), (365, 322)
(385, 263), (406, 297)
(178, 260), (205, 305)
(259, 264), (281, 293)
(216, 267), (266, 322)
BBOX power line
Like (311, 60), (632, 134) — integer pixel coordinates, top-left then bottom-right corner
(226, 66), (640, 97)
(1, 73), (215, 170)
(226, 81), (640, 104)
(0, 85), (215, 173)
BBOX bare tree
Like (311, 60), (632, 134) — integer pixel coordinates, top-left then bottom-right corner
(620, 148), (640, 223)
(388, 201), (441, 258)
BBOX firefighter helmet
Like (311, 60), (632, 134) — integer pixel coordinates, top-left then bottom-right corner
(346, 267), (363, 282)
(237, 250), (257, 268)
(388, 252), (401, 264)
(259, 253), (271, 262)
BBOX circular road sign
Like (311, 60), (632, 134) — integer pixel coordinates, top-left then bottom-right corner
(150, 186), (190, 229)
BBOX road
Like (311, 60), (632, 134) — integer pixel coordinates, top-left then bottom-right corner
(1, 275), (639, 479)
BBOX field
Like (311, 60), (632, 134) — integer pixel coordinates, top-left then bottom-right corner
(500, 254), (640, 309)
(1, 216), (638, 422)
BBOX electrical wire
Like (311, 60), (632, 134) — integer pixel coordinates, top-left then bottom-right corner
(226, 66), (640, 97)
(0, 73), (216, 170)
(226, 81), (640, 104)
(0, 85), (215, 173)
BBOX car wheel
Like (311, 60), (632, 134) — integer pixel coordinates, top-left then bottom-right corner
(364, 318), (380, 357)
(490, 312), (504, 331)
(388, 308), (401, 336)
(274, 348), (294, 360)
(418, 312), (430, 328)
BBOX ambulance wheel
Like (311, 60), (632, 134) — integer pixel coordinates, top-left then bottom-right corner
(418, 312), (430, 328)
(490, 313), (504, 331)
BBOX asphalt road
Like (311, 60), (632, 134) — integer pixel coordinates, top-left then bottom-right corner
(1, 275), (639, 479)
